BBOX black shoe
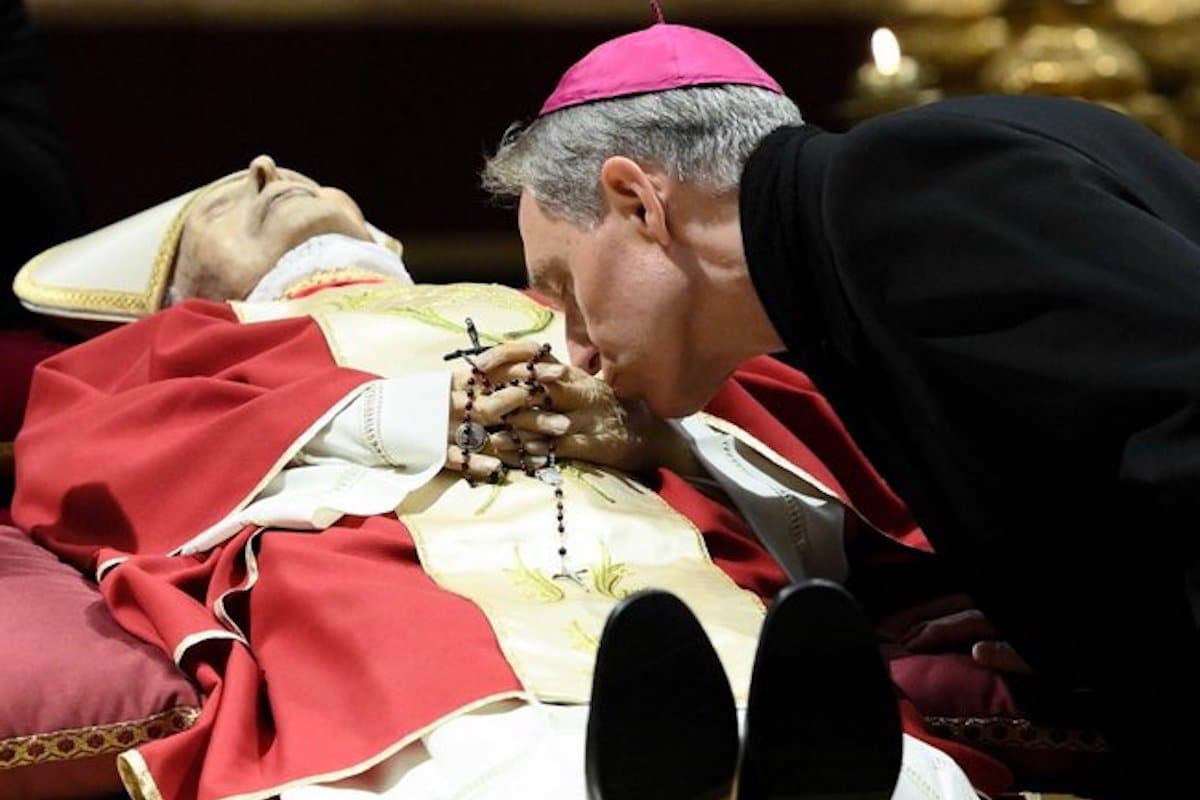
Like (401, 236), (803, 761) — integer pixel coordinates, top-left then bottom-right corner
(738, 580), (902, 800)
(586, 589), (739, 800)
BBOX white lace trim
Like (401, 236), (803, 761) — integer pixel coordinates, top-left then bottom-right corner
(247, 233), (414, 302)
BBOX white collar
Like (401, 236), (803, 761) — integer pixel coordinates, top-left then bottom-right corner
(246, 233), (413, 302)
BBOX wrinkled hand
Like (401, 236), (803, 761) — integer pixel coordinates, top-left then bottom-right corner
(450, 341), (657, 476)
(444, 343), (570, 481)
(900, 608), (1032, 675)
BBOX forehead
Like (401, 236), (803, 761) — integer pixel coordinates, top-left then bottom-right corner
(519, 190), (587, 254)
(517, 192), (572, 287)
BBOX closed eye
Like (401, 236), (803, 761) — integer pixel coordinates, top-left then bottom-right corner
(201, 193), (234, 219)
(279, 169), (319, 188)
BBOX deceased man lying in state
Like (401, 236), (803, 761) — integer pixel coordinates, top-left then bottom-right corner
(11, 155), (990, 800)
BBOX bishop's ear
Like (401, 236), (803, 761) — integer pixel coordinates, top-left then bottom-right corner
(598, 157), (670, 246)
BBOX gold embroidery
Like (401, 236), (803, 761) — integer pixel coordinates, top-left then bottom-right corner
(567, 620), (601, 655)
(485, 473), (633, 604)
(118, 694), (522, 800)
(509, 544), (567, 603)
(562, 463), (620, 503)
(924, 716), (1108, 753)
(314, 283), (553, 342)
(472, 483), (504, 516)
(590, 542), (632, 601)
(507, 537), (634, 604)
(274, 285), (768, 703)
(400, 465), (765, 703)
(0, 706), (200, 769)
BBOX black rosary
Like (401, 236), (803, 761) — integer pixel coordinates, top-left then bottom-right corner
(445, 319), (585, 588)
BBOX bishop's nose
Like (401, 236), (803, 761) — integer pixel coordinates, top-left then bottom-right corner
(249, 154), (281, 191)
(567, 339), (602, 376)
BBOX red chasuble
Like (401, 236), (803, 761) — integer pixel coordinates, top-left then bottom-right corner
(13, 300), (1008, 799)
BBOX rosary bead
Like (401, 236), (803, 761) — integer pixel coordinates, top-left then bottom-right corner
(452, 328), (576, 586)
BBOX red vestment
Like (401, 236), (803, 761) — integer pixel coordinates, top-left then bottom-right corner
(13, 300), (1010, 799)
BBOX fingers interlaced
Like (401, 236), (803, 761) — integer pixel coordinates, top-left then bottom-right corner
(451, 385), (530, 425)
(472, 341), (560, 375)
(444, 445), (506, 481)
(504, 409), (572, 436)
(451, 361), (567, 391)
(490, 431), (551, 456)
(446, 339), (640, 475)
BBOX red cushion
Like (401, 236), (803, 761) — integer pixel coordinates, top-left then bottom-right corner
(0, 525), (200, 799)
(882, 596), (1109, 794)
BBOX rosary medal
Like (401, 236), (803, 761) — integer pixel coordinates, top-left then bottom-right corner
(536, 466), (563, 486)
(454, 421), (488, 453)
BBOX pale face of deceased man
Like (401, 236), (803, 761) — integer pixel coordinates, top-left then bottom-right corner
(172, 154), (372, 301)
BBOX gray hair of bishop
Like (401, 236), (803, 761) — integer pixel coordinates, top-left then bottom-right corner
(482, 84), (803, 227)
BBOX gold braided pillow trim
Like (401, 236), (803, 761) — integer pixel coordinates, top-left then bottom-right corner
(0, 706), (200, 769)
(924, 715), (1108, 753)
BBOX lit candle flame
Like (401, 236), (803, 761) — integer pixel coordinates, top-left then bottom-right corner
(871, 28), (902, 77)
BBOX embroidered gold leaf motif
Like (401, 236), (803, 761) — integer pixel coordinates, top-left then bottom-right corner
(567, 620), (600, 655)
(509, 545), (566, 603)
(325, 288), (380, 312)
(590, 542), (632, 601)
(321, 284), (553, 341)
(562, 463), (618, 503)
(473, 483), (503, 516)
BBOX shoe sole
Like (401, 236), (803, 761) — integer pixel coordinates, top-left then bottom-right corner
(739, 580), (901, 800)
(587, 590), (739, 800)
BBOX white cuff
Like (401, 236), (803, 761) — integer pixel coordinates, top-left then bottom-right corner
(174, 373), (450, 555)
(300, 374), (450, 472)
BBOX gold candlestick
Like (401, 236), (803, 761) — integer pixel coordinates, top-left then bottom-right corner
(841, 28), (944, 126)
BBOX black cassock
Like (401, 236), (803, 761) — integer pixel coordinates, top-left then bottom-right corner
(741, 95), (1200, 792)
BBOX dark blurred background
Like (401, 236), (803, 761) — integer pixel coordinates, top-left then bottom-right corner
(23, 1), (876, 288)
(17, 0), (1200, 287)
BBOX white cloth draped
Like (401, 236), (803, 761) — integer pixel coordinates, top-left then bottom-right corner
(283, 703), (979, 800)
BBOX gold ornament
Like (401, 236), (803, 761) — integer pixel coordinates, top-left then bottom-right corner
(1177, 83), (1200, 157)
(1098, 91), (1187, 144)
(891, 0), (1008, 18)
(893, 16), (1011, 87)
(979, 23), (1150, 98)
(1105, 0), (1200, 83)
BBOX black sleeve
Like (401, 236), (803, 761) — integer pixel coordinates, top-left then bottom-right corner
(822, 108), (1200, 777)
(829, 108), (1200, 550)
(0, 0), (82, 328)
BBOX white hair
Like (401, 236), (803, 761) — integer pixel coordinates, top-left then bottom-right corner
(482, 84), (803, 226)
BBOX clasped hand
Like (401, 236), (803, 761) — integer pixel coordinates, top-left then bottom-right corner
(444, 341), (652, 481)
